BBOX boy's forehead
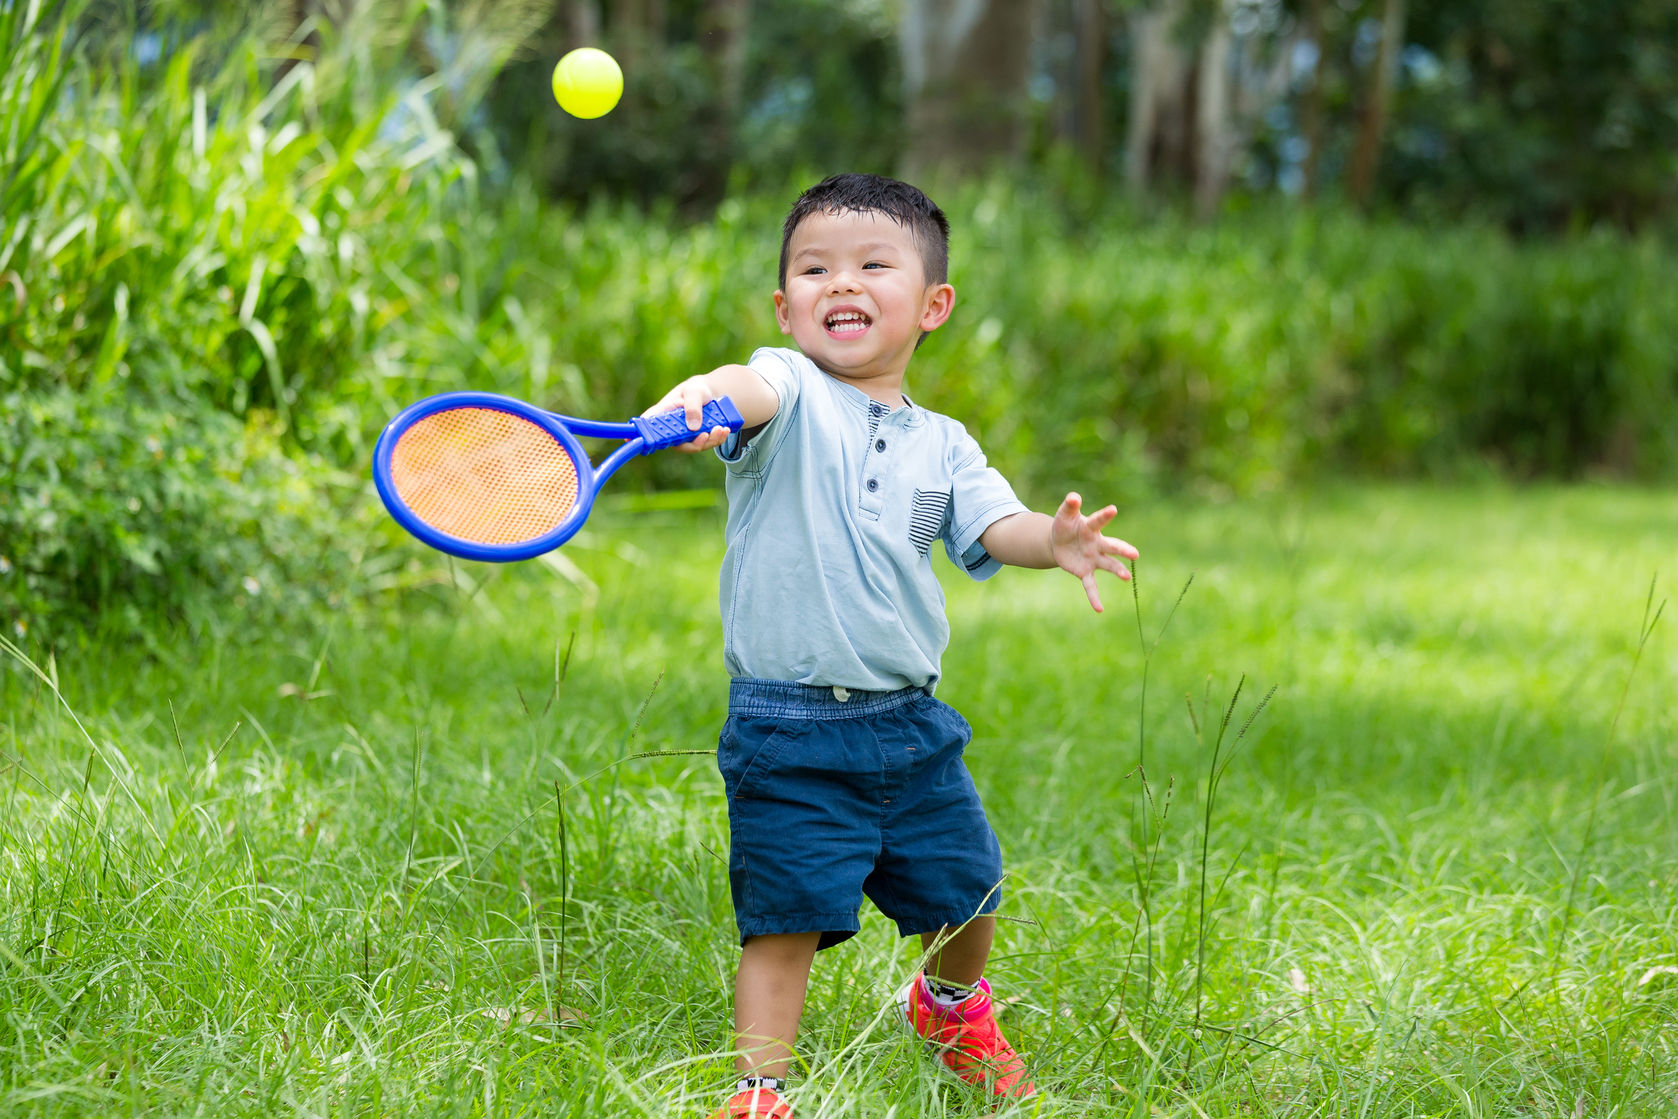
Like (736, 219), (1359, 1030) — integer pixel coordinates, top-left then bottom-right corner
(787, 208), (915, 254)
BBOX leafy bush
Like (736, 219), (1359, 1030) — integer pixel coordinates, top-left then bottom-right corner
(907, 184), (1678, 496)
(0, 1), (469, 641)
(0, 388), (336, 641)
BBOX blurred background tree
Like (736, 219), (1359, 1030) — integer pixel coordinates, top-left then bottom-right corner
(490, 0), (1678, 231)
(1392, 0), (1678, 231)
(93, 0), (1677, 230)
(52, 0), (1678, 228)
(899, 0), (1042, 181)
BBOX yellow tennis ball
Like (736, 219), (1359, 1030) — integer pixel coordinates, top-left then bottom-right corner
(552, 48), (623, 119)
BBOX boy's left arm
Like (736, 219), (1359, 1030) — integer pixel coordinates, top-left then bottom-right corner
(978, 493), (1138, 613)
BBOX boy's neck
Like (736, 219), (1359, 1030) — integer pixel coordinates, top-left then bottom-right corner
(810, 358), (909, 409)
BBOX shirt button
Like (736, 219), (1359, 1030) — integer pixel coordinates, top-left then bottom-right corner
(875, 439), (887, 453)
(866, 478), (879, 492)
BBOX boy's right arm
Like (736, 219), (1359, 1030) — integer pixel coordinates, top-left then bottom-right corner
(643, 364), (780, 454)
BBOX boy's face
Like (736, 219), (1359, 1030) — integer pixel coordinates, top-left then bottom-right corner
(774, 209), (954, 391)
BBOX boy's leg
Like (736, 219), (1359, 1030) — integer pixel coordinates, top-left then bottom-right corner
(732, 931), (822, 1079)
(919, 914), (994, 989)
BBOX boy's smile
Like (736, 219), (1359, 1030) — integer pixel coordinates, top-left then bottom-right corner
(774, 209), (955, 402)
(826, 308), (870, 336)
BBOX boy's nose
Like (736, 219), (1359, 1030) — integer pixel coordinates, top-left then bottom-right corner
(827, 269), (862, 293)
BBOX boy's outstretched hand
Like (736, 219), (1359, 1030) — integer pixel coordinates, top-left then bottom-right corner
(977, 493), (1139, 612)
(643, 365), (780, 454)
(1051, 492), (1138, 613)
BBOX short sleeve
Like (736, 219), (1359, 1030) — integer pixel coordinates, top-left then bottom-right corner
(716, 347), (806, 469)
(942, 428), (1028, 581)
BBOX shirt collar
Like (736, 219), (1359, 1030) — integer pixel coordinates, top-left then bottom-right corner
(822, 370), (923, 425)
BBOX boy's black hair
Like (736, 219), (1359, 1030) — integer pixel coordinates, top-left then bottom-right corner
(778, 173), (950, 290)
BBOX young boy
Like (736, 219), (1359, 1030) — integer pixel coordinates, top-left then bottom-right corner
(646, 174), (1137, 1119)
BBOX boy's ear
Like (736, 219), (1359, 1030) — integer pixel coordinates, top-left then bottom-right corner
(919, 283), (956, 333)
(773, 289), (792, 335)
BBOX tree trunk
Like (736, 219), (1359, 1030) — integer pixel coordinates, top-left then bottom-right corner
(1299, 0), (1325, 197)
(685, 0), (750, 209)
(610, 0), (649, 76)
(900, 0), (1044, 181)
(1194, 1), (1233, 216)
(703, 0), (749, 123)
(1125, 0), (1193, 195)
(1347, 0), (1406, 206)
(565, 0), (600, 47)
(1074, 0), (1106, 172)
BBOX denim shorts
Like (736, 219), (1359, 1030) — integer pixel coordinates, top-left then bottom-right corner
(717, 678), (1005, 950)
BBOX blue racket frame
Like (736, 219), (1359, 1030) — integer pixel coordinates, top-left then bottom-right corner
(373, 391), (743, 562)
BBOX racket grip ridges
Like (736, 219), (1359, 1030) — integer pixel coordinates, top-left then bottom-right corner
(634, 397), (744, 453)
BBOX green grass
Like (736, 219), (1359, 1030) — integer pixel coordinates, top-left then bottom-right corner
(3, 484), (1675, 1117)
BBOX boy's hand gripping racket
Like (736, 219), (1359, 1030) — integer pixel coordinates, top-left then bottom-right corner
(373, 392), (742, 561)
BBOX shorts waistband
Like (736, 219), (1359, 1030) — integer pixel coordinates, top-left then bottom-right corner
(727, 677), (932, 720)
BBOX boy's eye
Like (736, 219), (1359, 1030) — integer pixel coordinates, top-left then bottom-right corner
(803, 266), (826, 275)
(863, 261), (885, 269)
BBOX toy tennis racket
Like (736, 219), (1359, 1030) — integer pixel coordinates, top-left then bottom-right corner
(372, 391), (743, 561)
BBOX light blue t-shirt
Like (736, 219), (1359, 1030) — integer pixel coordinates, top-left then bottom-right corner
(716, 347), (1029, 692)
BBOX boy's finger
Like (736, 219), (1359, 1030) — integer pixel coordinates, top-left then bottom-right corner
(1102, 536), (1139, 560)
(1099, 555), (1133, 581)
(1085, 503), (1119, 530)
(682, 383), (715, 430)
(1083, 572), (1104, 612)
(685, 427), (728, 452)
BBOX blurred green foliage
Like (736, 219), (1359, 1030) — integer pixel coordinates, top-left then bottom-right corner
(912, 182), (1678, 495)
(1395, 0), (1678, 231)
(485, 0), (1678, 234)
(486, 0), (900, 209)
(3, 1), (1675, 646)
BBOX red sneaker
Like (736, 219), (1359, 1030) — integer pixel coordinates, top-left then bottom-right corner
(899, 973), (1036, 1098)
(709, 1084), (793, 1119)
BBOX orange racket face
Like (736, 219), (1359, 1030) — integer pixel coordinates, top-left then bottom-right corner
(387, 406), (582, 547)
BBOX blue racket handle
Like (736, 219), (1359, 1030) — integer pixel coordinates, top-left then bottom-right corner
(632, 397), (744, 454)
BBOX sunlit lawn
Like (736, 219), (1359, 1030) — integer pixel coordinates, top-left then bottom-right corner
(2, 483), (1674, 1117)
